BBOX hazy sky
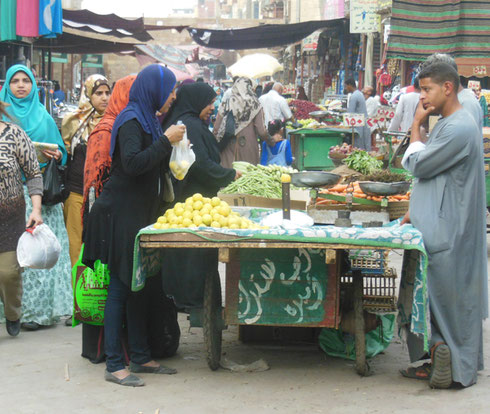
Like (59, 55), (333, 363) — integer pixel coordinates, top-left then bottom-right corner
(81, 0), (196, 18)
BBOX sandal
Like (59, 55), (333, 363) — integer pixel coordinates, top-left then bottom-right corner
(429, 342), (452, 389)
(400, 362), (431, 380)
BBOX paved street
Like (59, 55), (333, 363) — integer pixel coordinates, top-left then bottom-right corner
(1, 242), (490, 414)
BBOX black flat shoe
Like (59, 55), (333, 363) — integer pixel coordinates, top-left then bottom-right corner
(21, 321), (40, 331)
(6, 319), (20, 336)
(129, 361), (177, 375)
(104, 370), (145, 387)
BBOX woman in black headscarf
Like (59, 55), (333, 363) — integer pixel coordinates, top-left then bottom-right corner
(164, 82), (238, 199)
(161, 83), (238, 309)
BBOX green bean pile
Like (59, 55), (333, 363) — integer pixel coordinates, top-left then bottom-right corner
(221, 163), (298, 198)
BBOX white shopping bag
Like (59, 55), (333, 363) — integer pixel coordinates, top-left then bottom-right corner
(16, 223), (61, 269)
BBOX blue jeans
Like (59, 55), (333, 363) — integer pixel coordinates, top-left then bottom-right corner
(104, 276), (152, 372)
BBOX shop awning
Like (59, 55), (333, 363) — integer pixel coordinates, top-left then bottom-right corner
(33, 27), (144, 54)
(134, 44), (190, 73)
(387, 0), (490, 60)
(187, 19), (345, 50)
(62, 9), (152, 42)
(31, 9), (159, 54)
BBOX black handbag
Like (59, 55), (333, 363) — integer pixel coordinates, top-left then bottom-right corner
(217, 110), (236, 151)
(42, 158), (68, 205)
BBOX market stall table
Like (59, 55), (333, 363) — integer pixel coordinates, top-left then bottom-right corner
(134, 220), (429, 376)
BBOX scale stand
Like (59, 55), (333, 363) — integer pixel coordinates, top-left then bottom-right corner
(335, 192), (353, 227)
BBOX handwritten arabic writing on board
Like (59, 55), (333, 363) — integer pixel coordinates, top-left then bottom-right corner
(350, 0), (381, 33)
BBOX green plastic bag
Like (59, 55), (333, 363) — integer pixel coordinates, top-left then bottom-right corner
(72, 244), (110, 326)
(318, 314), (395, 360)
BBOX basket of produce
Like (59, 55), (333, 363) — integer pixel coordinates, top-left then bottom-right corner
(329, 143), (356, 167)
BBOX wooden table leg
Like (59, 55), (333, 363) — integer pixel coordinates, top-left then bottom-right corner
(203, 269), (223, 371)
(353, 270), (370, 376)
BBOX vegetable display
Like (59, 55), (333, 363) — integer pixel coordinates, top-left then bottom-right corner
(221, 162), (298, 198)
(361, 170), (410, 183)
(153, 193), (266, 230)
(288, 99), (321, 120)
(344, 150), (383, 175)
(316, 181), (411, 205)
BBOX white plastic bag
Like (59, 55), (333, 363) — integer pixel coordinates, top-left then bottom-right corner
(16, 224), (61, 269)
(169, 121), (196, 180)
(260, 211), (314, 229)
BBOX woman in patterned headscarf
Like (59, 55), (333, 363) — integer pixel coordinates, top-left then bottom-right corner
(61, 74), (111, 267)
(213, 77), (268, 168)
(82, 75), (136, 225)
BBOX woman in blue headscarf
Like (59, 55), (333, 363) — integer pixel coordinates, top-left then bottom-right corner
(0, 64), (72, 331)
(82, 64), (185, 387)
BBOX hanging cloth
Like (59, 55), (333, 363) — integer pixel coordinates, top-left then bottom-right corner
(17, 0), (40, 37)
(39, 0), (63, 38)
(1, 0), (18, 42)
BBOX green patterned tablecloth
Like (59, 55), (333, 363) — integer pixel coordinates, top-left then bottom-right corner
(133, 220), (429, 351)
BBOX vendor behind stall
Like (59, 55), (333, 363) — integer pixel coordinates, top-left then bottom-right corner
(345, 78), (371, 150)
(161, 82), (238, 309)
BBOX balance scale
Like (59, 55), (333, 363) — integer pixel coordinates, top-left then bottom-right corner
(291, 172), (410, 227)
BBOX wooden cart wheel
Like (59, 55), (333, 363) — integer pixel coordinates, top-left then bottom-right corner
(353, 270), (370, 376)
(203, 270), (223, 371)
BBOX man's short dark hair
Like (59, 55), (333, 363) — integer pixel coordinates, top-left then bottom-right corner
(413, 77), (419, 90)
(422, 53), (458, 72)
(345, 78), (356, 88)
(418, 62), (460, 90)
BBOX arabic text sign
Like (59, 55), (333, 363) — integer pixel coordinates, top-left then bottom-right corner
(343, 113), (366, 127)
(473, 66), (487, 76)
(350, 0), (381, 33)
(377, 106), (395, 119)
(468, 80), (481, 90)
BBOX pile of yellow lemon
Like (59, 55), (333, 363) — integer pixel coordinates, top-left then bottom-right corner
(153, 193), (263, 230)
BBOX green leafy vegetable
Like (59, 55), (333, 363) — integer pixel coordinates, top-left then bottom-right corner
(344, 150), (383, 175)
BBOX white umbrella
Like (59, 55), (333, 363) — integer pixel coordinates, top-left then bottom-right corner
(228, 53), (283, 79)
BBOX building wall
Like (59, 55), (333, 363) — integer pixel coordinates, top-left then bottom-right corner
(289, 0), (326, 23)
(62, 0), (82, 9)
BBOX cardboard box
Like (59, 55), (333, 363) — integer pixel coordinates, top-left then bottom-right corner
(218, 189), (309, 210)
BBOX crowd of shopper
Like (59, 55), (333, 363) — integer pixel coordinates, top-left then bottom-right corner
(0, 56), (488, 390)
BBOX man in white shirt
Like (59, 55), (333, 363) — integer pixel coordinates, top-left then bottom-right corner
(259, 82), (293, 125)
(363, 86), (379, 119)
(363, 86), (380, 147)
(388, 78), (421, 133)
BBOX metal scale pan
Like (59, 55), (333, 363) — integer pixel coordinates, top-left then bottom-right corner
(291, 171), (341, 188)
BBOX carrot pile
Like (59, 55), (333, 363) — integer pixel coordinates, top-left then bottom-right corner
(315, 181), (411, 205)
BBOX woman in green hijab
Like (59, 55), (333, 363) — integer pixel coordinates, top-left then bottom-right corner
(0, 65), (73, 331)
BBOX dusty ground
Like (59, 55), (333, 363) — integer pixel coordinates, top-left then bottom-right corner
(1, 245), (490, 414)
